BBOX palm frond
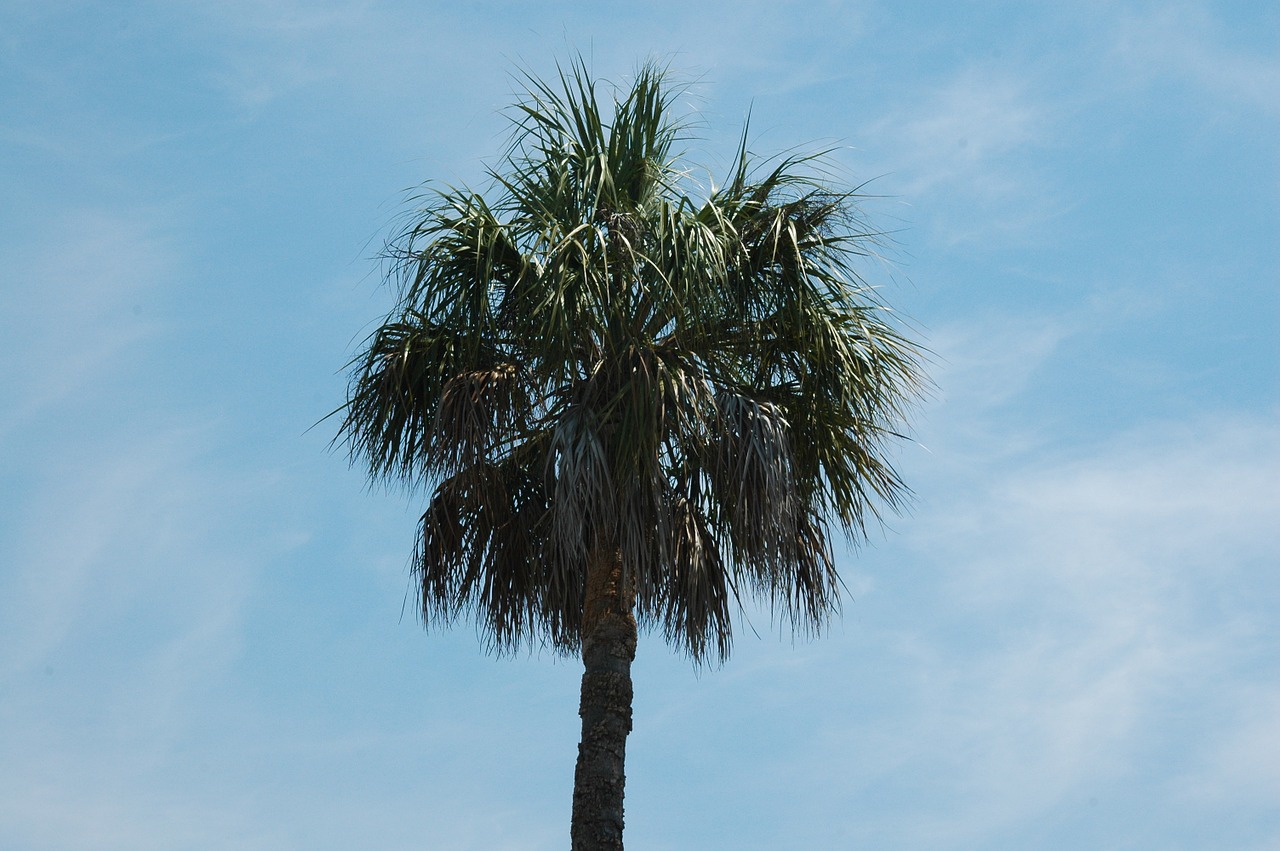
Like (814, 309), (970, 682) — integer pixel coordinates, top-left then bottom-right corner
(337, 57), (928, 664)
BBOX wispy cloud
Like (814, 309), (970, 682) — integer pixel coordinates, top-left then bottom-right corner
(843, 294), (1280, 846)
(856, 65), (1073, 249)
(1110, 2), (1280, 119)
(0, 209), (171, 439)
(0, 414), (325, 849)
(869, 70), (1050, 200)
(892, 409), (1279, 845)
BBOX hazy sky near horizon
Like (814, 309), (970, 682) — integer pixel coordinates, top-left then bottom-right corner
(2, 2), (1277, 849)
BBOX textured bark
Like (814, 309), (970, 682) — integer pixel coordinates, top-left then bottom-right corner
(570, 546), (637, 851)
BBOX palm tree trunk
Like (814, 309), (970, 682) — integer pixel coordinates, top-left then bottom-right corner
(570, 545), (637, 851)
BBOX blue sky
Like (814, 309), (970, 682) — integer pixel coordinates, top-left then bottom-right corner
(1, 1), (1277, 848)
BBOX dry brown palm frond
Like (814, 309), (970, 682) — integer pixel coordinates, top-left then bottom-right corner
(430, 363), (526, 475)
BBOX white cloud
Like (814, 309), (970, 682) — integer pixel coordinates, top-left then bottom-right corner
(925, 313), (1078, 418)
(853, 64), (1077, 250)
(861, 288), (1280, 843)
(1180, 684), (1280, 807)
(1110, 3), (1280, 119)
(755, 408), (1280, 848)
(867, 69), (1050, 200)
(0, 209), (171, 439)
(0, 413), (327, 849)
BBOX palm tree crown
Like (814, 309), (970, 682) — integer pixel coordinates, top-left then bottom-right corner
(338, 59), (924, 664)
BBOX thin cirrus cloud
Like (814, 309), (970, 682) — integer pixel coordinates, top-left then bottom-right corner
(853, 65), (1076, 253)
(0, 210), (170, 438)
(1109, 3), (1280, 117)
(868, 70), (1049, 200)
(805, 286), (1280, 845)
(837, 408), (1280, 847)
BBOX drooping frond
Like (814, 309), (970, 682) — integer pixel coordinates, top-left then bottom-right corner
(336, 57), (927, 663)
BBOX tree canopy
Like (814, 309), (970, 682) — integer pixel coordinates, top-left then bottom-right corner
(337, 59), (925, 664)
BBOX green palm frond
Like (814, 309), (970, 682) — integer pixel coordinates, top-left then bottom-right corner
(337, 57), (927, 663)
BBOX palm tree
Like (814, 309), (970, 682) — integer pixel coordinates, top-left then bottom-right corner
(336, 58), (925, 851)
